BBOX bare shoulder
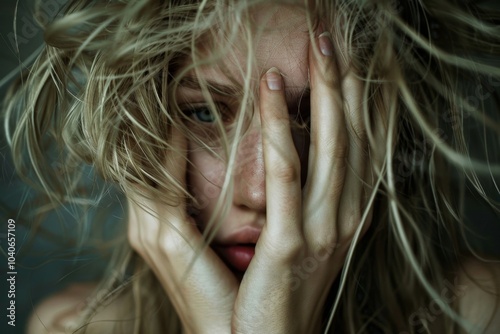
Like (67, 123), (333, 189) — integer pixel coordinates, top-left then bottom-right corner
(27, 282), (97, 333)
(26, 282), (133, 334)
(456, 258), (500, 333)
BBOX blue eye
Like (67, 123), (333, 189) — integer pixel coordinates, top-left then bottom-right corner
(183, 104), (232, 124)
(192, 107), (217, 123)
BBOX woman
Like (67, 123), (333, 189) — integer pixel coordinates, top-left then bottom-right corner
(4, 0), (500, 332)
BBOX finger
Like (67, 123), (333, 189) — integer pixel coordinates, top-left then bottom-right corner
(333, 33), (371, 244)
(129, 127), (198, 251)
(128, 198), (236, 334)
(236, 69), (306, 333)
(259, 67), (303, 245)
(303, 30), (348, 247)
(127, 127), (237, 333)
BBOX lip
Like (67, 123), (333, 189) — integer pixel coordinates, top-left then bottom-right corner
(212, 227), (261, 273)
(215, 245), (256, 272)
(220, 227), (261, 245)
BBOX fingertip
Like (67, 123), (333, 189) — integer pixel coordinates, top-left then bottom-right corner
(259, 66), (288, 123)
(309, 30), (334, 63)
(318, 31), (334, 57)
(309, 32), (340, 92)
(265, 67), (283, 91)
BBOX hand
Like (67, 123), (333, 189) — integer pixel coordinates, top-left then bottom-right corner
(231, 31), (375, 333)
(127, 30), (379, 334)
(127, 130), (238, 334)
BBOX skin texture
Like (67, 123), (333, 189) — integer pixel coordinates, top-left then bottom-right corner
(127, 5), (375, 334)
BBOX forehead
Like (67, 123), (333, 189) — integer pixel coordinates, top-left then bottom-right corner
(185, 5), (310, 93)
(250, 5), (310, 79)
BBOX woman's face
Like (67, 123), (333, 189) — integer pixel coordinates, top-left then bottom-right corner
(176, 5), (311, 276)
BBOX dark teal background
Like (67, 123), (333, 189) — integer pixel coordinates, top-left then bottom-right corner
(0, 3), (119, 334)
(1, 1), (499, 334)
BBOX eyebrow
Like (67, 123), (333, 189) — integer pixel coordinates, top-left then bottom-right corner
(179, 77), (242, 97)
(179, 76), (310, 107)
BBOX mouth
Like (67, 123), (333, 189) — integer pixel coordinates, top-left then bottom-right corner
(212, 244), (256, 279)
(207, 226), (261, 280)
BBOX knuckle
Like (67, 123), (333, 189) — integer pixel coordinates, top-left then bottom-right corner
(273, 237), (305, 262)
(324, 66), (339, 87)
(333, 138), (349, 160)
(315, 61), (338, 88)
(261, 232), (305, 263)
(306, 223), (338, 258)
(325, 135), (349, 161)
(157, 227), (191, 256)
(268, 158), (301, 184)
(350, 121), (367, 146)
(314, 233), (339, 255)
(339, 209), (362, 243)
(327, 176), (345, 203)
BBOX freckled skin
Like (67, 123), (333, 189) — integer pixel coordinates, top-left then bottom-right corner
(184, 6), (311, 242)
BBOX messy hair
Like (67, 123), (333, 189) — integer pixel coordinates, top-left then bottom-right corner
(4, 0), (500, 332)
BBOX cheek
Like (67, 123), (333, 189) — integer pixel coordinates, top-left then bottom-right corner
(187, 148), (226, 215)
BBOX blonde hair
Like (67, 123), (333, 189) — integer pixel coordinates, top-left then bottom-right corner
(4, 0), (500, 332)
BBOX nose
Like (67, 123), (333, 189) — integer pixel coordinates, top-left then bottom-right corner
(232, 119), (266, 212)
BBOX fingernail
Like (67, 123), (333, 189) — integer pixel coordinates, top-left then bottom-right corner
(266, 67), (283, 91)
(319, 31), (334, 57)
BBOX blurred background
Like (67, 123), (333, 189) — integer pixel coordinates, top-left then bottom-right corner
(1, 1), (500, 333)
(1, 1), (57, 333)
(0, 2), (120, 333)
